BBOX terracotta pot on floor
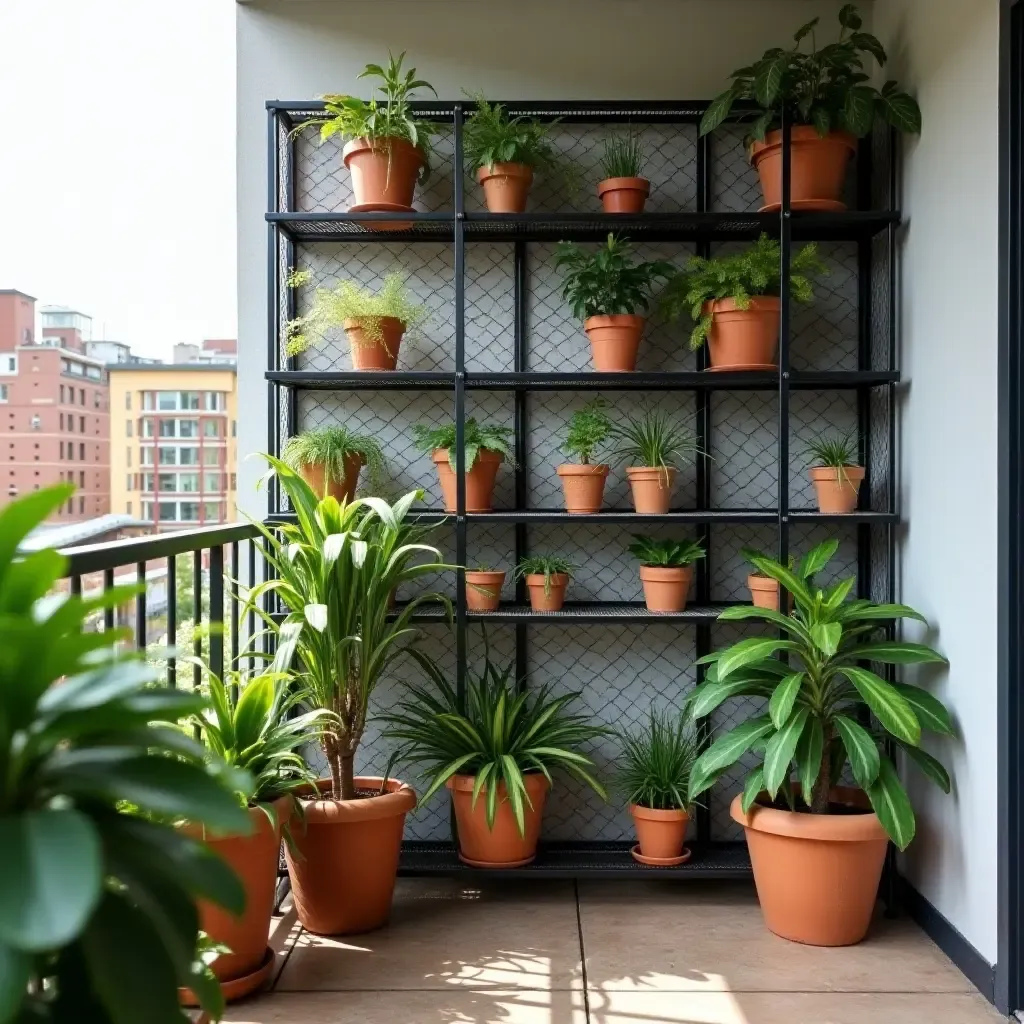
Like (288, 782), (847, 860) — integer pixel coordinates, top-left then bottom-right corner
(477, 162), (534, 213)
(526, 573), (568, 612)
(597, 176), (650, 214)
(750, 127), (857, 212)
(298, 454), (364, 503)
(285, 777), (416, 936)
(344, 317), (406, 371)
(432, 448), (503, 513)
(748, 574), (792, 612)
(704, 298), (780, 371)
(343, 136), (423, 212)
(557, 464), (610, 514)
(465, 569), (505, 612)
(630, 804), (690, 861)
(731, 788), (888, 946)
(584, 314), (645, 372)
(810, 465), (865, 513)
(626, 466), (677, 514)
(639, 565), (692, 613)
(448, 772), (549, 867)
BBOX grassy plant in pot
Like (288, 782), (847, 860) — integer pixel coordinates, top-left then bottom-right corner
(413, 418), (513, 513)
(515, 554), (575, 612)
(287, 269), (429, 371)
(806, 432), (864, 513)
(661, 234), (826, 371)
(386, 634), (607, 867)
(610, 410), (699, 514)
(555, 234), (674, 372)
(282, 424), (386, 503)
(687, 541), (951, 946)
(248, 462), (453, 935)
(598, 131), (650, 214)
(557, 398), (614, 514)
(700, 6), (921, 211)
(628, 536), (705, 613)
(466, 563), (506, 612)
(620, 710), (700, 865)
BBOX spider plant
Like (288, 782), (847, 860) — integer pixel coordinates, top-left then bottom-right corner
(601, 132), (645, 180)
(514, 554), (576, 595)
(805, 431), (860, 469)
(283, 425), (387, 497)
(610, 410), (700, 471)
(412, 418), (514, 471)
(620, 709), (700, 811)
(628, 536), (706, 568)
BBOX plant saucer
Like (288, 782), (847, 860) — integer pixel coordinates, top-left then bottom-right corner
(458, 851), (536, 869)
(178, 946), (276, 1007)
(630, 844), (692, 867)
(348, 202), (416, 231)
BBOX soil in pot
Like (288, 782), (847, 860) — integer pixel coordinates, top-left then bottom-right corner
(557, 464), (610, 514)
(298, 453), (364, 504)
(526, 573), (568, 612)
(747, 574), (793, 612)
(639, 565), (692, 613)
(584, 314), (645, 372)
(731, 787), (888, 946)
(477, 162), (534, 213)
(626, 467), (677, 514)
(629, 804), (690, 861)
(285, 777), (416, 936)
(597, 176), (650, 214)
(448, 772), (549, 867)
(704, 298), (780, 371)
(466, 569), (505, 612)
(751, 127), (857, 212)
(810, 466), (865, 514)
(343, 317), (406, 371)
(343, 136), (423, 212)
(433, 448), (503, 513)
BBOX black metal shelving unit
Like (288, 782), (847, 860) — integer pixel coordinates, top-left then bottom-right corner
(265, 99), (900, 879)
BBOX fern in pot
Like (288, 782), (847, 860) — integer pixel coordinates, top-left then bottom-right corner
(514, 554), (576, 613)
(283, 424), (387, 503)
(610, 410), (699, 513)
(556, 398), (614, 514)
(413, 417), (513, 513)
(628, 536), (705, 613)
(598, 131), (650, 213)
(806, 431), (864, 513)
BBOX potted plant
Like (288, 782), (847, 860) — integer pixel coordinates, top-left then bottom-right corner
(413, 417), (513, 513)
(806, 432), (864, 513)
(556, 398), (614, 514)
(286, 269), (429, 371)
(248, 463), (453, 935)
(514, 554), (575, 612)
(687, 541), (951, 946)
(700, 6), (922, 211)
(282, 424), (387, 503)
(661, 234), (827, 371)
(466, 563), (506, 612)
(610, 410), (699, 513)
(598, 131), (650, 214)
(620, 710), (700, 865)
(628, 536), (705, 613)
(385, 634), (607, 867)
(744, 548), (794, 611)
(555, 234), (674, 372)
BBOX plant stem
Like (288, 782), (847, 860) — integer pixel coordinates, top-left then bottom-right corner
(811, 725), (832, 814)
(340, 753), (356, 801)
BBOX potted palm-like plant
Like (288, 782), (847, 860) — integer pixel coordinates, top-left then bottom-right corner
(514, 554), (575, 612)
(806, 432), (864, 513)
(620, 710), (700, 865)
(282, 424), (387, 503)
(386, 634), (607, 867)
(628, 536), (705, 613)
(557, 398), (614, 514)
(661, 234), (827, 371)
(598, 132), (650, 213)
(287, 269), (429, 371)
(555, 234), (674, 372)
(247, 463), (453, 936)
(687, 541), (951, 946)
(465, 563), (506, 612)
(413, 417), (513, 513)
(610, 410), (699, 514)
(700, 6), (921, 211)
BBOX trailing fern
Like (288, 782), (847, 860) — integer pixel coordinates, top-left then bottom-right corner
(282, 424), (388, 496)
(464, 94), (562, 174)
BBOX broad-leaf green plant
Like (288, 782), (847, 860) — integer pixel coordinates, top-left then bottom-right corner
(513, 554), (575, 596)
(620, 709), (699, 811)
(562, 399), (613, 465)
(463, 94), (562, 175)
(283, 424), (388, 497)
(628, 536), (705, 568)
(412, 418), (513, 472)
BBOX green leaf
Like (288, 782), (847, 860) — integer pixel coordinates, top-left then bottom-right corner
(716, 637), (799, 681)
(701, 90), (735, 135)
(741, 768), (765, 814)
(879, 90), (922, 134)
(837, 602), (927, 624)
(688, 675), (770, 719)
(754, 53), (788, 107)
(899, 741), (951, 793)
(793, 16), (819, 43)
(867, 757), (916, 850)
(810, 622), (841, 657)
(768, 671), (804, 728)
(690, 718), (774, 797)
(842, 666), (922, 745)
(844, 641), (947, 666)
(811, 105), (832, 138)
(795, 716), (824, 803)
(892, 683), (954, 736)
(851, 31), (887, 65)
(799, 539), (839, 579)
(763, 707), (809, 797)
(304, 603), (328, 632)
(833, 714), (881, 789)
(0, 942), (30, 1021)
(838, 3), (863, 30)
(842, 85), (877, 137)
(232, 673), (275, 750)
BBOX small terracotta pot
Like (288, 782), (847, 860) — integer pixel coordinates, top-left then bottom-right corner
(526, 573), (568, 612)
(639, 565), (693, 613)
(342, 136), (423, 210)
(448, 772), (549, 867)
(285, 777), (416, 936)
(731, 787), (888, 946)
(626, 466), (677, 514)
(432, 448), (503, 513)
(748, 574), (793, 612)
(750, 127), (857, 212)
(810, 465), (865, 514)
(704, 297), (780, 371)
(343, 317), (406, 371)
(630, 804), (689, 860)
(556, 464), (609, 514)
(298, 453), (363, 503)
(477, 162), (534, 213)
(466, 569), (505, 612)
(584, 314), (645, 372)
(597, 176), (651, 214)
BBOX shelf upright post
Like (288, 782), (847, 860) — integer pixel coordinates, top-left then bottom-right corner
(266, 106), (282, 519)
(856, 136), (874, 599)
(777, 113), (793, 585)
(285, 112), (299, 444)
(454, 104), (468, 713)
(514, 240), (529, 692)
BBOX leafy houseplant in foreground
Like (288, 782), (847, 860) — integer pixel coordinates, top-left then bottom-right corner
(628, 536), (705, 613)
(555, 234), (674, 371)
(687, 540), (951, 946)
(805, 431), (863, 513)
(413, 417), (513, 513)
(610, 410), (699, 513)
(557, 398), (614, 514)
(283, 424), (387, 503)
(700, 6), (922, 211)
(598, 131), (650, 213)
(514, 554), (575, 612)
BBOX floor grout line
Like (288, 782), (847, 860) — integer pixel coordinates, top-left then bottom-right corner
(271, 921), (303, 992)
(574, 878), (592, 1024)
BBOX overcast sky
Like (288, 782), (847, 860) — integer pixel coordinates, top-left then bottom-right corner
(0, 1), (236, 360)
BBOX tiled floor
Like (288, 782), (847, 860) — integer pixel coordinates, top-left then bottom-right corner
(223, 878), (1008, 1024)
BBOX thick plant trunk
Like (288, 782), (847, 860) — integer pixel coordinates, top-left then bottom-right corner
(340, 753), (357, 801)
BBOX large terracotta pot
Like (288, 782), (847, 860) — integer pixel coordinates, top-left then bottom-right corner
(465, 569), (505, 612)
(432, 448), (503, 513)
(597, 176), (650, 214)
(477, 162), (534, 213)
(748, 574), (792, 612)
(556, 463), (609, 514)
(810, 465), (865, 513)
(298, 453), (363, 504)
(704, 297), (780, 371)
(639, 565), (692, 613)
(342, 136), (423, 211)
(448, 772), (549, 868)
(343, 317), (406, 371)
(584, 314), (645, 372)
(626, 466), (677, 514)
(526, 573), (568, 612)
(731, 788), (888, 946)
(630, 804), (689, 861)
(285, 777), (416, 936)
(750, 127), (857, 212)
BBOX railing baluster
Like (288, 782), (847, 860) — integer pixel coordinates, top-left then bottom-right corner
(230, 541), (240, 695)
(210, 545), (224, 685)
(193, 550), (203, 692)
(167, 554), (177, 688)
(104, 568), (115, 632)
(248, 539), (257, 668)
(70, 575), (82, 597)
(135, 561), (147, 652)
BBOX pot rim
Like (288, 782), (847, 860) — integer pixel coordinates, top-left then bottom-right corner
(750, 126), (858, 155)
(476, 161), (534, 181)
(447, 771), (550, 794)
(556, 463), (610, 477)
(179, 794), (291, 842)
(702, 296), (782, 315)
(747, 573), (780, 589)
(597, 175), (651, 194)
(809, 465), (865, 481)
(342, 316), (407, 332)
(432, 447), (504, 465)
(584, 312), (645, 329)
(342, 135), (425, 163)
(295, 776), (416, 823)
(730, 787), (887, 843)
(628, 803), (690, 822)
(525, 573), (568, 587)
(465, 569), (506, 581)
(639, 564), (692, 580)
(625, 465), (677, 479)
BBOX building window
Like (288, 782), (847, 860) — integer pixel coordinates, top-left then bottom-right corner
(78, 443), (84, 460)
(203, 501), (220, 522)
(59, 385), (65, 403)
(140, 448), (152, 466)
(59, 413), (64, 430)
(4, 358), (14, 372)
(230, 473), (236, 490)
(180, 502), (200, 522)
(125, 393), (132, 410)
(126, 447), (132, 467)
(78, 497), (84, 514)
(67, 416), (73, 433)
(127, 474), (133, 491)
(79, 416), (85, 432)
(126, 501), (132, 515)
(30, 416), (40, 431)
(203, 392), (224, 412)
(202, 419), (219, 439)
(158, 447), (177, 466)
(158, 501), (178, 522)
(59, 441), (64, 459)
(202, 448), (219, 467)
(126, 420), (133, 437)
(79, 388), (85, 405)
(143, 392), (153, 411)
(94, 391), (101, 409)
(159, 419), (177, 438)
(141, 418), (154, 438)
(0, 386), (8, 404)
(204, 472), (221, 492)
(179, 419), (199, 439)
(79, 471), (84, 487)
(232, 420), (236, 438)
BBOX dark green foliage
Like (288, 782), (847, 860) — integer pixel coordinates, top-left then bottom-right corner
(563, 399), (613, 464)
(609, 410), (699, 470)
(464, 95), (561, 173)
(628, 536), (705, 568)
(514, 555), (575, 595)
(600, 133), (644, 179)
(412, 418), (514, 472)
(804, 431), (859, 469)
(620, 710), (700, 811)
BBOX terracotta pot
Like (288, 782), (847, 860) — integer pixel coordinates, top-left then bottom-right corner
(556, 463), (610, 514)
(748, 574), (793, 612)
(731, 788), (888, 946)
(432, 448), (503, 513)
(750, 127), (857, 212)
(810, 465), (865, 514)
(465, 569), (505, 612)
(448, 772), (549, 867)
(342, 136), (423, 210)
(704, 297), (780, 371)
(584, 314), (645, 372)
(597, 176), (651, 214)
(630, 804), (689, 860)
(285, 777), (416, 936)
(298, 453), (363, 503)
(343, 316), (406, 371)
(625, 466), (677, 514)
(477, 162), (534, 213)
(639, 565), (693, 613)
(526, 573), (568, 612)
